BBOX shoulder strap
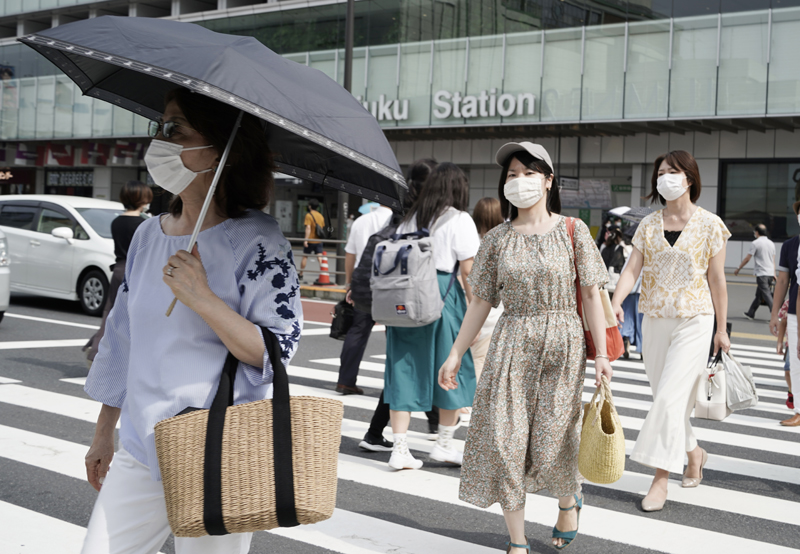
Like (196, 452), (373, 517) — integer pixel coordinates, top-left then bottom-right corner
(566, 218), (584, 318)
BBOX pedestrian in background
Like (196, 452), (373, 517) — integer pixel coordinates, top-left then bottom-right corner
(612, 150), (730, 513)
(775, 300), (793, 411)
(617, 253), (643, 359)
(357, 159), (444, 452)
(81, 88), (301, 553)
(469, 197), (505, 386)
(384, 162), (480, 471)
(336, 201), (393, 397)
(440, 142), (612, 552)
(299, 198), (325, 282)
(769, 200), (800, 414)
(83, 180), (152, 363)
(736, 223), (775, 320)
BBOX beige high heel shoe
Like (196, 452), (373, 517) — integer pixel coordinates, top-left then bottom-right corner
(682, 448), (708, 488)
(641, 490), (667, 512)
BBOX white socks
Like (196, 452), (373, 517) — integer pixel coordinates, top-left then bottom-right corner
(436, 424), (458, 450)
(393, 433), (409, 453)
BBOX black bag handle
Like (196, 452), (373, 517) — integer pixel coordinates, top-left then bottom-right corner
(202, 326), (299, 535)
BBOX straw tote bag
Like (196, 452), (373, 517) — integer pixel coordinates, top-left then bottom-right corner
(566, 218), (625, 362)
(578, 376), (626, 484)
(154, 326), (344, 538)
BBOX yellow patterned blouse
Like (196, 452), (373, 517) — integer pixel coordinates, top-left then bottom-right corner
(631, 207), (731, 318)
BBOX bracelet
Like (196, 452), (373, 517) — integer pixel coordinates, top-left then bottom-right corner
(595, 354), (609, 360)
(715, 330), (728, 335)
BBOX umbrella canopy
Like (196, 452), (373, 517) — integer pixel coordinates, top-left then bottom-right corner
(19, 16), (406, 210)
(619, 207), (654, 224)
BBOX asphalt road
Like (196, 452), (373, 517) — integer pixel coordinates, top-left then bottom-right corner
(0, 279), (799, 554)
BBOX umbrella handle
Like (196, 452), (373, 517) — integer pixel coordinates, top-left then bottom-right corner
(166, 109), (244, 317)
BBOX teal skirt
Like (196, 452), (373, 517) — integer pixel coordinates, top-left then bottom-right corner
(384, 271), (476, 412)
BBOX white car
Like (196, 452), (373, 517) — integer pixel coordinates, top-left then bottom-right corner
(0, 228), (9, 323)
(0, 195), (125, 316)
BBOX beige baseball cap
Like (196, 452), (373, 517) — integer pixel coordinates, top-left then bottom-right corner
(495, 141), (554, 173)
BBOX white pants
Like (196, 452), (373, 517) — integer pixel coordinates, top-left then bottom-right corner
(82, 448), (252, 554)
(631, 314), (714, 474)
(787, 315), (800, 415)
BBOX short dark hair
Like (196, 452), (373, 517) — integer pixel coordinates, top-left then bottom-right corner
(402, 162), (469, 229)
(164, 88), (275, 219)
(472, 197), (504, 236)
(119, 180), (153, 211)
(404, 158), (438, 211)
(647, 150), (702, 205)
(307, 198), (319, 211)
(497, 150), (559, 220)
(755, 223), (769, 237)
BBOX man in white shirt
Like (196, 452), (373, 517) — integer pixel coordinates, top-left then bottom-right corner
(735, 224), (776, 320)
(335, 204), (393, 396)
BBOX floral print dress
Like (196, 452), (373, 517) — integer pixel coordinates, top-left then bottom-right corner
(459, 217), (607, 510)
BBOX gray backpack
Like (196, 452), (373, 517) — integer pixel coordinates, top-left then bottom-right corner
(370, 228), (459, 328)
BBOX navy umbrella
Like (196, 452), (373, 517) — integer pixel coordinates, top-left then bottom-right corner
(18, 16), (406, 209)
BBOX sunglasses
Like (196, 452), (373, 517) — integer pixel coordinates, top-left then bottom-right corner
(147, 120), (196, 139)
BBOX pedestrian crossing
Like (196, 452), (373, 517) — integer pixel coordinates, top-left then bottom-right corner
(1, 333), (799, 553)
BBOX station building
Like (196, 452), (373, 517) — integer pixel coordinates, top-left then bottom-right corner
(2, 0), (800, 264)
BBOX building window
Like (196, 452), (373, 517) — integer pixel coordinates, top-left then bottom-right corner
(720, 159), (800, 241)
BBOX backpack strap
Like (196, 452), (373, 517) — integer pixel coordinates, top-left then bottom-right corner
(442, 261), (460, 302)
(566, 217), (584, 319)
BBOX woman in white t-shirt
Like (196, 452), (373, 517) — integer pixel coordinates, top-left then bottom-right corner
(384, 162), (481, 471)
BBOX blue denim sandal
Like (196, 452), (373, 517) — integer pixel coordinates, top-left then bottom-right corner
(505, 537), (530, 553)
(552, 494), (583, 550)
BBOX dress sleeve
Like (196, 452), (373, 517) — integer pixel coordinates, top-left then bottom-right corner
(237, 237), (303, 387)
(84, 234), (138, 408)
(467, 228), (501, 308)
(709, 216), (732, 258)
(778, 241), (790, 273)
(573, 219), (609, 288)
(631, 221), (646, 253)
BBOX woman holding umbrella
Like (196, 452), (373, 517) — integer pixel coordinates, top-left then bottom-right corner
(81, 88), (302, 553)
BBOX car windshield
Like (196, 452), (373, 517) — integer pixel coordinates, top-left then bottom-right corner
(75, 208), (125, 239)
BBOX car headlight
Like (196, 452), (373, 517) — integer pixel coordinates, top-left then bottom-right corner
(0, 237), (9, 267)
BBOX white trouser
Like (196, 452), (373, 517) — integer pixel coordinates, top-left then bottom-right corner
(82, 448), (252, 554)
(631, 314), (714, 474)
(787, 315), (800, 414)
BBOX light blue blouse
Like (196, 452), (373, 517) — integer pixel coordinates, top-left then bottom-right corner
(85, 210), (303, 480)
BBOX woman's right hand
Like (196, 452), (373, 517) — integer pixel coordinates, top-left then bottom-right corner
(438, 352), (462, 391)
(613, 303), (625, 325)
(85, 435), (115, 492)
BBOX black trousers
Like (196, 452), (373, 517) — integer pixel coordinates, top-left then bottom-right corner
(337, 307), (375, 387)
(747, 275), (775, 317)
(367, 391), (439, 437)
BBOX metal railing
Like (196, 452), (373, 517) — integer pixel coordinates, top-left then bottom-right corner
(287, 237), (346, 277)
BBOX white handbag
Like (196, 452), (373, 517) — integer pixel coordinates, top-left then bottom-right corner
(695, 352), (731, 421)
(722, 350), (759, 411)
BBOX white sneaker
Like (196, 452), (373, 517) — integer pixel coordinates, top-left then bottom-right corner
(389, 438), (422, 470)
(429, 443), (463, 465)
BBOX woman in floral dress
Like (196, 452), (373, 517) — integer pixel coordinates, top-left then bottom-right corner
(439, 142), (613, 552)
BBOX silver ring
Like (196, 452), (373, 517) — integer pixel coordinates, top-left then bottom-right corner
(166, 266), (173, 277)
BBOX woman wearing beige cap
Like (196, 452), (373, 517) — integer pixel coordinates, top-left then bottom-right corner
(438, 141), (612, 551)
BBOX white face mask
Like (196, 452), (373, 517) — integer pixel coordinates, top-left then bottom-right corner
(656, 173), (689, 201)
(504, 176), (545, 209)
(144, 139), (214, 196)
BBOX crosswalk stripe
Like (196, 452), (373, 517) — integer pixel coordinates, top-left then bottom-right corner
(2, 412), (797, 552)
(0, 384), (102, 424)
(3, 312), (100, 330)
(0, 500), (89, 554)
(271, 508), (497, 553)
(60, 377), (87, 386)
(0, 376), (21, 384)
(337, 454), (799, 554)
(0, 339), (89, 350)
(291, 365), (385, 389)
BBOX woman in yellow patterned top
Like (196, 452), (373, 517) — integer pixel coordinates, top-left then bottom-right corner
(611, 150), (731, 513)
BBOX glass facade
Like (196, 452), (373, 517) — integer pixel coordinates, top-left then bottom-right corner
(4, 5), (800, 141)
(721, 159), (800, 240)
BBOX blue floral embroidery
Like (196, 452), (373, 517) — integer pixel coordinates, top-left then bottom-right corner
(279, 321), (301, 360)
(247, 243), (292, 282)
(276, 304), (295, 320)
(275, 285), (298, 305)
(121, 277), (129, 293)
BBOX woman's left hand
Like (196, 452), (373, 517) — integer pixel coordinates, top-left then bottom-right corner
(594, 357), (613, 386)
(713, 330), (731, 356)
(163, 244), (213, 311)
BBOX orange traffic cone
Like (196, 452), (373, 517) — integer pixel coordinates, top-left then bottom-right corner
(314, 251), (333, 286)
